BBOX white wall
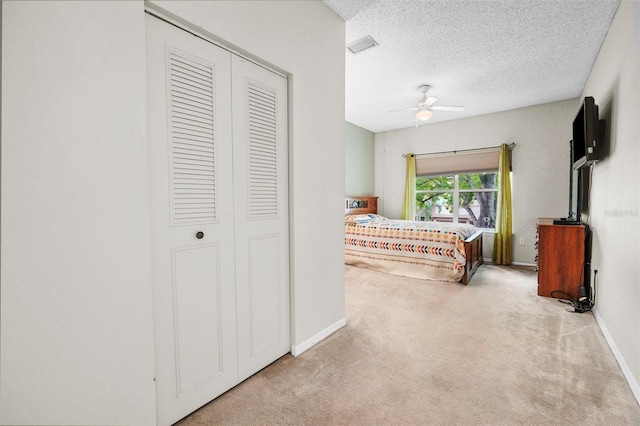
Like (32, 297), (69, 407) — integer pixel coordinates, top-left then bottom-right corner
(345, 121), (375, 196)
(580, 0), (640, 402)
(375, 99), (578, 264)
(1, 2), (156, 424)
(1, 0), (346, 424)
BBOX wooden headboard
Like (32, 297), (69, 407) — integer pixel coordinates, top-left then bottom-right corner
(345, 196), (378, 215)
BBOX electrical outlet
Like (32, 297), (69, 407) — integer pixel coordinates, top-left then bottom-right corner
(518, 237), (525, 246)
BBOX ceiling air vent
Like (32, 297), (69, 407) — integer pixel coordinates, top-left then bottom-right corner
(346, 35), (378, 54)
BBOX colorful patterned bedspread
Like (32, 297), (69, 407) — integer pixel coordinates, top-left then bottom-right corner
(344, 214), (477, 281)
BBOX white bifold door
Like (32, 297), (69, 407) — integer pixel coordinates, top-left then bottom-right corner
(146, 14), (290, 426)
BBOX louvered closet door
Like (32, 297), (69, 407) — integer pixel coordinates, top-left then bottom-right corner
(146, 15), (237, 426)
(231, 56), (290, 381)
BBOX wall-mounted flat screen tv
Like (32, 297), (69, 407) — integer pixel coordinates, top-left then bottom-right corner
(572, 96), (601, 170)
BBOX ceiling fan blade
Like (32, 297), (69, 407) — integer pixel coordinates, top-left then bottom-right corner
(430, 105), (465, 111)
(424, 96), (438, 107)
(388, 107), (420, 113)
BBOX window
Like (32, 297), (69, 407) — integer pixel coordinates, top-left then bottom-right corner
(415, 171), (498, 229)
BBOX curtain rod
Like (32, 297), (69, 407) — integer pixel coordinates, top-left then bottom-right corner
(402, 142), (516, 158)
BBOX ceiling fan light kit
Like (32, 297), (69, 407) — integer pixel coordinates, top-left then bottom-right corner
(416, 108), (433, 121)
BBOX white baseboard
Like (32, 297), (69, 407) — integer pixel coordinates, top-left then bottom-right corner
(593, 309), (640, 405)
(291, 318), (346, 357)
(481, 259), (536, 267)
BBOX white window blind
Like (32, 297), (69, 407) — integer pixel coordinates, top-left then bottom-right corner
(415, 148), (512, 177)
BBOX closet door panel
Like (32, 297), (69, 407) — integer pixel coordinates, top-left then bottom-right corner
(146, 14), (237, 426)
(232, 56), (290, 382)
(172, 244), (223, 393)
(248, 235), (282, 354)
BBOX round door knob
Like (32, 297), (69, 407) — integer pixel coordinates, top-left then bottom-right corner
(196, 231), (204, 239)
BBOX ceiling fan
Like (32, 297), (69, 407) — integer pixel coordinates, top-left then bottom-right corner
(391, 85), (464, 123)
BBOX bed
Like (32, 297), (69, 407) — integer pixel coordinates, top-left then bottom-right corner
(345, 196), (483, 284)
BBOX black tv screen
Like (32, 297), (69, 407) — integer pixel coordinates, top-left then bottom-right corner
(572, 96), (600, 169)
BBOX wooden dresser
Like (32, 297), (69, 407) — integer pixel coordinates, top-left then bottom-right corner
(536, 218), (586, 299)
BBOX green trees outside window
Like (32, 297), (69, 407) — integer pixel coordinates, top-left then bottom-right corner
(415, 172), (497, 228)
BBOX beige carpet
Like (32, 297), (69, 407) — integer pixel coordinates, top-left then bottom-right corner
(179, 264), (640, 425)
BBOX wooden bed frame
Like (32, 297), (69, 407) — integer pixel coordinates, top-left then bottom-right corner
(461, 229), (483, 285)
(345, 196), (483, 285)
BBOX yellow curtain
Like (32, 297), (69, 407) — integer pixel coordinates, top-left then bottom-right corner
(402, 154), (416, 220)
(493, 144), (512, 264)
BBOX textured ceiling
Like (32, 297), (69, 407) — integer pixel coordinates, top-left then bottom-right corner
(323, 0), (620, 133)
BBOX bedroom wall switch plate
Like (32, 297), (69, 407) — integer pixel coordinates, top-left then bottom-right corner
(519, 237), (525, 246)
